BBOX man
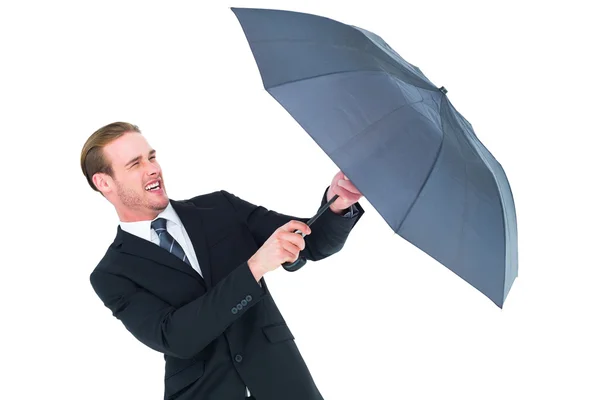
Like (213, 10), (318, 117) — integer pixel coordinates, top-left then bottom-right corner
(82, 122), (364, 400)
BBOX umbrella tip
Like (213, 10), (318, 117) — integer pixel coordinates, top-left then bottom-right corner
(439, 86), (448, 94)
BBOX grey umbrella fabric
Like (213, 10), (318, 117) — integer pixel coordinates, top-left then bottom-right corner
(231, 7), (518, 308)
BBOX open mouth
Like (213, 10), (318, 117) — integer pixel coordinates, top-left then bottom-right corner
(145, 180), (162, 192)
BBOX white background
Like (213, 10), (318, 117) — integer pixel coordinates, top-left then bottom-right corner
(1, 0), (598, 399)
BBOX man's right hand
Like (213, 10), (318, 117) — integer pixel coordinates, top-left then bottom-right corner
(248, 220), (311, 281)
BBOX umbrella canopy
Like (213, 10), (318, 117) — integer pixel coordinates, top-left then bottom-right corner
(231, 7), (518, 308)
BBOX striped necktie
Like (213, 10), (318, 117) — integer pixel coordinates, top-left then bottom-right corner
(151, 218), (191, 266)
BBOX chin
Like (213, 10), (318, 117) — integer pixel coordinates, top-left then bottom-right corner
(158, 197), (169, 208)
(150, 196), (169, 210)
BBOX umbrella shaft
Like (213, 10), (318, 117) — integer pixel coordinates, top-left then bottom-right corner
(307, 194), (339, 226)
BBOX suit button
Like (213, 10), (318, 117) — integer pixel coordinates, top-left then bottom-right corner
(241, 299), (248, 307)
(231, 307), (238, 314)
(236, 304), (243, 310)
(246, 295), (253, 302)
(235, 354), (243, 363)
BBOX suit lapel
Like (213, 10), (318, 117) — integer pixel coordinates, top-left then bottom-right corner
(114, 199), (213, 288)
(171, 199), (214, 288)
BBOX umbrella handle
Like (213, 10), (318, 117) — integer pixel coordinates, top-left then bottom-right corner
(282, 194), (339, 272)
(281, 252), (307, 272)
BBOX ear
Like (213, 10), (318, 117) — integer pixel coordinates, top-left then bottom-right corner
(92, 172), (112, 194)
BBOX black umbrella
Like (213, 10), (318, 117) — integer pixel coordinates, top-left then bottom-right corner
(231, 7), (518, 308)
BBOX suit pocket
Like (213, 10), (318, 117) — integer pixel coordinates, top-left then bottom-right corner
(165, 357), (205, 398)
(263, 323), (295, 343)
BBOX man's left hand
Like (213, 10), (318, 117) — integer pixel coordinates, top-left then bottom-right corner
(326, 170), (363, 214)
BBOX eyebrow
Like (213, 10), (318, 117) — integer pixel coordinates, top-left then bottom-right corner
(125, 149), (156, 168)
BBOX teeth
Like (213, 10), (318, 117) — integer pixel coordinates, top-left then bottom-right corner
(145, 182), (159, 190)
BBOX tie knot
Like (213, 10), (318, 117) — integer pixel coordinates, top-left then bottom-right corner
(151, 217), (168, 232)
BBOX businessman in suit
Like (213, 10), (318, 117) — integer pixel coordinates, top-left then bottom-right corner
(81, 122), (364, 400)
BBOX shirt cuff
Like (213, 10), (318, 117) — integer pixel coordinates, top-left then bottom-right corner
(342, 204), (358, 218)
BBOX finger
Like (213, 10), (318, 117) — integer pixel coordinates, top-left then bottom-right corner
(338, 179), (361, 195)
(286, 220), (311, 235)
(281, 231), (306, 250)
(331, 170), (344, 185)
(333, 182), (361, 201)
(281, 241), (300, 262)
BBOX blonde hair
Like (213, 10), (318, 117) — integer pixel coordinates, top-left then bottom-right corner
(80, 122), (141, 192)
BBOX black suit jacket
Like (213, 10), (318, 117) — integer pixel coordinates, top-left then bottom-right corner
(90, 186), (364, 400)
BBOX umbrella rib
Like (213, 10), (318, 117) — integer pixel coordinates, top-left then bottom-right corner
(394, 114), (446, 235)
(253, 36), (437, 92)
(266, 69), (381, 90)
(329, 96), (428, 156)
(267, 68), (435, 93)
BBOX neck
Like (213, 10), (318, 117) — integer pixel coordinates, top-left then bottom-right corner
(117, 206), (164, 223)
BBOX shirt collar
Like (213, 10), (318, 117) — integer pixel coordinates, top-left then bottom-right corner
(119, 201), (182, 241)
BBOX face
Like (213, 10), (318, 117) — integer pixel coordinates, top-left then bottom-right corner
(95, 132), (168, 221)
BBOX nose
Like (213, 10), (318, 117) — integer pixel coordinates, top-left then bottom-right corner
(146, 160), (160, 176)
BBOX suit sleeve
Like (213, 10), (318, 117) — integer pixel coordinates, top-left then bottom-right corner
(221, 186), (364, 262)
(90, 259), (265, 360)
